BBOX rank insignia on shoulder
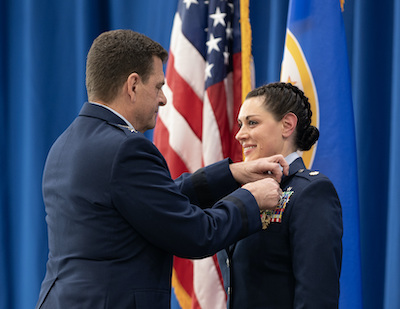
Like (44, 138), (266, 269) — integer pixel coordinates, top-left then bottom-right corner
(270, 188), (294, 223)
(309, 171), (320, 176)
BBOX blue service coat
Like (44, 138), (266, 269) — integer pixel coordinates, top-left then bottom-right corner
(218, 157), (343, 309)
(36, 102), (262, 309)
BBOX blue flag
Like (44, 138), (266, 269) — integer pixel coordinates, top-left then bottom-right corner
(384, 2), (400, 307)
(280, 0), (363, 307)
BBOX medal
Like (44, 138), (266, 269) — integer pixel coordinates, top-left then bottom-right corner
(260, 187), (294, 229)
(260, 209), (273, 229)
(271, 187), (294, 223)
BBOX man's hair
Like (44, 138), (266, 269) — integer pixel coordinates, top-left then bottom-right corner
(86, 29), (168, 102)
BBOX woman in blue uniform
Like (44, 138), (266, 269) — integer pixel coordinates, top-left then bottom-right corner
(218, 82), (343, 308)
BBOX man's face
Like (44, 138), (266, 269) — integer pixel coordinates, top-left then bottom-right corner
(132, 56), (166, 133)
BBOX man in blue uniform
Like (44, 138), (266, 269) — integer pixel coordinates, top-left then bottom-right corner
(35, 30), (288, 309)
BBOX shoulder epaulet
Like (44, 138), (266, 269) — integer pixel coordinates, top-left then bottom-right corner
(296, 168), (321, 178)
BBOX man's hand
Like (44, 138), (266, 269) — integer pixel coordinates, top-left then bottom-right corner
(242, 178), (282, 210)
(229, 155), (289, 184)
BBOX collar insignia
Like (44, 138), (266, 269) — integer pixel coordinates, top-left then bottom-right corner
(116, 124), (137, 133)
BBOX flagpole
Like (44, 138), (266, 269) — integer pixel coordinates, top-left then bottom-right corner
(240, 0), (252, 102)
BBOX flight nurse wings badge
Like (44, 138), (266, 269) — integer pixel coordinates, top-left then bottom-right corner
(271, 187), (294, 223)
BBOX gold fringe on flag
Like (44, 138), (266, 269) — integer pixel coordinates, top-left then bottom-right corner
(240, 0), (252, 103)
(171, 268), (191, 309)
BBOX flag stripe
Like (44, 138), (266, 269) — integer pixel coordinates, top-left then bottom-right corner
(167, 52), (203, 141)
(206, 82), (229, 158)
(193, 256), (227, 309)
(152, 118), (189, 178)
(202, 91), (224, 165)
(156, 85), (203, 174)
(169, 14), (206, 99)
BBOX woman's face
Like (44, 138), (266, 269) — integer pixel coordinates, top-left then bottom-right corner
(236, 96), (284, 161)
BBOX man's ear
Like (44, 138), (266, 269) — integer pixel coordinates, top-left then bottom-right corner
(281, 112), (298, 138)
(127, 72), (140, 100)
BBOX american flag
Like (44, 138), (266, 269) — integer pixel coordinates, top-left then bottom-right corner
(153, 0), (247, 307)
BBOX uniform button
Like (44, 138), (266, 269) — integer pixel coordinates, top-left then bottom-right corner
(226, 258), (230, 267)
(228, 287), (232, 295)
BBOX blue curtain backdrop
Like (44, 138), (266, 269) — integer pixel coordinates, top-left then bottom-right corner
(0, 1), (399, 308)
